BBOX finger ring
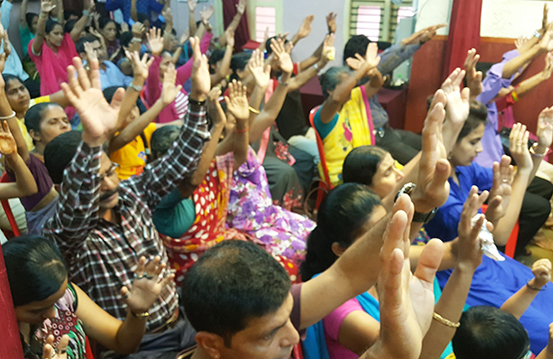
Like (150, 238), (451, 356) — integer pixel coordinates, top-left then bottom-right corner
(56, 349), (67, 355)
(135, 274), (145, 280)
(503, 179), (509, 183)
(144, 274), (154, 280)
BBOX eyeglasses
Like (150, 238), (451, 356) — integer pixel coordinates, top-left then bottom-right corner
(99, 163), (120, 182)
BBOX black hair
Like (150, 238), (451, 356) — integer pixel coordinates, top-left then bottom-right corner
(456, 101), (488, 142)
(98, 17), (116, 30)
(265, 36), (290, 56)
(3, 235), (68, 307)
(103, 86), (124, 104)
(182, 240), (291, 345)
(208, 49), (226, 73)
(300, 183), (381, 281)
(452, 306), (530, 359)
(2, 74), (24, 92)
(229, 52), (252, 83)
(24, 102), (63, 145)
(25, 13), (39, 31)
(44, 131), (83, 184)
(76, 35), (100, 54)
(137, 13), (149, 26)
(476, 62), (494, 81)
(150, 125), (180, 159)
(45, 19), (62, 35)
(343, 35), (371, 64)
(64, 10), (79, 21)
(120, 31), (134, 48)
(319, 66), (351, 99)
(342, 146), (388, 186)
(64, 19), (77, 34)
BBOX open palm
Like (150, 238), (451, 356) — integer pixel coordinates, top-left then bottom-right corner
(248, 49), (271, 89)
(61, 58), (123, 142)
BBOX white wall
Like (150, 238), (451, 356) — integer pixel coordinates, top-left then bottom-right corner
(415, 0), (550, 39)
(281, 0), (349, 68)
(170, 0), (219, 39)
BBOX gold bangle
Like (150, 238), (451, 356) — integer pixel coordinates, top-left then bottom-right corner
(432, 312), (460, 328)
(248, 106), (260, 114)
(130, 310), (149, 318)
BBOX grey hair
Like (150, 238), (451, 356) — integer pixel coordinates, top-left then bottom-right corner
(319, 66), (351, 99)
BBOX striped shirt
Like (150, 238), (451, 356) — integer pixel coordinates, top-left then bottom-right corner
(44, 103), (210, 332)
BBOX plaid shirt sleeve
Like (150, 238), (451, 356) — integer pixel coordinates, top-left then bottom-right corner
(377, 43), (420, 76)
(43, 142), (102, 261)
(126, 101), (210, 211)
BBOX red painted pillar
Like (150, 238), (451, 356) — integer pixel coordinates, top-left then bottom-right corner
(442, 0), (483, 79)
(0, 244), (23, 359)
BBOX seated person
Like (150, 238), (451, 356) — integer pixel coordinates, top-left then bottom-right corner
(181, 190), (445, 359)
(3, 235), (173, 359)
(452, 259), (551, 359)
(314, 42), (382, 186)
(342, 24), (445, 165)
(106, 52), (184, 179)
(29, 0), (90, 97)
(76, 35), (132, 90)
(41, 38), (210, 356)
(426, 107), (553, 353)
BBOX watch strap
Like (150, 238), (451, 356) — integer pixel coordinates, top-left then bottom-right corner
(412, 208), (438, 224)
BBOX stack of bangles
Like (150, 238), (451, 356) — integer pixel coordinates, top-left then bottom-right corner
(235, 127), (249, 134)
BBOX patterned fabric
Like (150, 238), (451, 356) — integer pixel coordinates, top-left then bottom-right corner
(227, 148), (315, 267)
(162, 153), (235, 286)
(31, 283), (87, 359)
(43, 103), (210, 332)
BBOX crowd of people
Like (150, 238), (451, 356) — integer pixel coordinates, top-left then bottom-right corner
(1, 1), (553, 359)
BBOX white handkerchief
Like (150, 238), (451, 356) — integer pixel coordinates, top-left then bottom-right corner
(471, 214), (505, 261)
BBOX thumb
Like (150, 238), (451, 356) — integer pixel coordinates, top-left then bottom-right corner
(413, 238), (444, 284)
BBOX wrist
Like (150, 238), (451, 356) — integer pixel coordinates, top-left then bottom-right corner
(455, 261), (478, 274)
(132, 77), (146, 87)
(529, 277), (548, 288)
(189, 94), (207, 104)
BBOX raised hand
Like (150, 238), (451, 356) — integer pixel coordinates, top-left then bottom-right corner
(539, 26), (553, 52)
(84, 41), (98, 62)
(43, 334), (69, 359)
(456, 186), (489, 271)
(370, 195), (444, 359)
(543, 3), (549, 33)
(485, 156), (513, 224)
(190, 36), (210, 101)
(326, 12), (337, 33)
(236, 0), (247, 15)
(0, 121), (17, 156)
(537, 107), (553, 149)
(464, 48), (483, 99)
(410, 90), (451, 214)
(126, 50), (153, 80)
(147, 27), (164, 56)
(270, 38), (293, 74)
(225, 80), (249, 122)
(0, 24), (10, 58)
(509, 123), (533, 172)
(200, 5), (215, 25)
(297, 15), (314, 40)
(162, 8), (173, 24)
(40, 0), (56, 13)
(132, 22), (145, 38)
(61, 57), (125, 146)
(401, 24), (446, 46)
(542, 52), (553, 80)
(187, 0), (197, 11)
(121, 256), (175, 315)
(120, 22), (129, 33)
(532, 258), (552, 287)
(346, 42), (381, 76)
(225, 28), (235, 49)
(180, 30), (190, 46)
(160, 62), (182, 105)
(322, 33), (335, 62)
(248, 48), (271, 90)
(442, 67), (470, 130)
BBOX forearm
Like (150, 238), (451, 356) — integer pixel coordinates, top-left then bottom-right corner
(516, 72), (548, 98)
(299, 40), (324, 71)
(213, 45), (233, 84)
(0, 87), (29, 160)
(113, 312), (147, 354)
(131, 0), (138, 22)
(3, 154), (37, 197)
(419, 265), (475, 359)
(188, 10), (197, 35)
(503, 46), (542, 79)
(247, 84), (265, 128)
(56, 0), (64, 24)
(362, 70), (384, 99)
(233, 119), (249, 170)
(194, 22), (206, 41)
(227, 11), (243, 34)
(377, 43), (420, 75)
(176, 32), (212, 85)
(249, 72), (291, 143)
(500, 279), (542, 319)
(493, 170), (530, 245)
(178, 122), (224, 197)
(20, 0), (28, 27)
(33, 13), (48, 53)
(288, 60), (324, 92)
(172, 47), (183, 64)
(71, 14), (90, 42)
(109, 99), (164, 154)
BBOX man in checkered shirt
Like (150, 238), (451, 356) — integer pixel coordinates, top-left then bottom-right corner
(42, 37), (211, 356)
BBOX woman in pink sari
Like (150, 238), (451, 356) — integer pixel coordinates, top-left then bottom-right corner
(28, 0), (89, 97)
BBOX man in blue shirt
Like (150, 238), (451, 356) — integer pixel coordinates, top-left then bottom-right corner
(105, 0), (165, 24)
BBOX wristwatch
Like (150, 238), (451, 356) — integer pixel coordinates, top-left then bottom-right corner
(394, 182), (438, 224)
(534, 30), (542, 39)
(128, 83), (143, 92)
